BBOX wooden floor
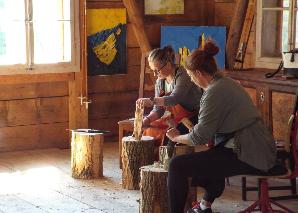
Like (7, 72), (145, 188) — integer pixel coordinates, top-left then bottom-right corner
(0, 142), (297, 213)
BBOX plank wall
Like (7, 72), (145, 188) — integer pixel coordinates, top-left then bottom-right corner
(0, 82), (69, 152)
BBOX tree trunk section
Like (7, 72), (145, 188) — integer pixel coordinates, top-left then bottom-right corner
(140, 165), (168, 213)
(71, 131), (103, 179)
(140, 165), (196, 213)
(159, 145), (195, 170)
(122, 136), (155, 190)
(140, 145), (196, 213)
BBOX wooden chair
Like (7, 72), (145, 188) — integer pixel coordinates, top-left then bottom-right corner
(239, 90), (298, 213)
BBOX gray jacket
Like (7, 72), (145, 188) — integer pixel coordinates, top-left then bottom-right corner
(152, 66), (202, 117)
(188, 75), (276, 171)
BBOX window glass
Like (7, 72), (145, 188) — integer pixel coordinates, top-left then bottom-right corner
(263, 0), (288, 8)
(0, 0), (26, 65)
(261, 10), (289, 57)
(34, 21), (71, 64)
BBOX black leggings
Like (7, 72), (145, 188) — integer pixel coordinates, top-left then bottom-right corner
(168, 146), (266, 213)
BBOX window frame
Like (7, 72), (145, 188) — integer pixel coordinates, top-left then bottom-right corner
(256, 0), (297, 69)
(0, 0), (80, 75)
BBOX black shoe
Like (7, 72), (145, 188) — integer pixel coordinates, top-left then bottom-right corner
(187, 205), (212, 213)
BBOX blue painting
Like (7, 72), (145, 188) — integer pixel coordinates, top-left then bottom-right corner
(161, 26), (226, 69)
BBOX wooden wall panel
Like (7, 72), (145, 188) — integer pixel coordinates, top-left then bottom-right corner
(0, 81), (69, 152)
(0, 82), (68, 100)
(127, 48), (142, 66)
(272, 92), (296, 141)
(0, 122), (69, 152)
(89, 91), (138, 119)
(88, 66), (140, 93)
(214, 2), (235, 27)
(0, 97), (68, 127)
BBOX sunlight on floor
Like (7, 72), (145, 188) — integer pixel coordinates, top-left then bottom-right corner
(0, 166), (61, 195)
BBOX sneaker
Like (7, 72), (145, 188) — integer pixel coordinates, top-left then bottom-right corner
(187, 205), (213, 213)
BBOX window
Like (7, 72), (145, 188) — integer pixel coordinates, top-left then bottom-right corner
(0, 0), (80, 75)
(256, 0), (297, 68)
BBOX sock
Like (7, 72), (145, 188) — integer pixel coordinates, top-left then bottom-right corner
(199, 202), (208, 210)
(200, 200), (211, 210)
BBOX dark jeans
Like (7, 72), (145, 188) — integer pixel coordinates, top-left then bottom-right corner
(167, 146), (267, 213)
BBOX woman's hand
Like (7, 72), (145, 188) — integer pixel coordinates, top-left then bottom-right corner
(136, 98), (153, 108)
(166, 128), (180, 141)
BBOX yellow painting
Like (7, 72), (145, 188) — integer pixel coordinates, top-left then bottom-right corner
(87, 9), (127, 75)
(145, 0), (184, 15)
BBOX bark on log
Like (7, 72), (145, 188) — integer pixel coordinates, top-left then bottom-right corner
(159, 145), (195, 170)
(122, 136), (155, 190)
(140, 165), (196, 213)
(71, 131), (103, 179)
(140, 166), (168, 213)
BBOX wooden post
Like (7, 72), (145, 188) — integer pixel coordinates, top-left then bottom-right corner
(140, 145), (197, 213)
(226, 0), (249, 69)
(122, 136), (155, 190)
(71, 131), (103, 179)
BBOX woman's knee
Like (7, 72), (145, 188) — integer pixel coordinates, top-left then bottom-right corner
(168, 155), (185, 173)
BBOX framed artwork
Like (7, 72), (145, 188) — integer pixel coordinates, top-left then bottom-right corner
(87, 8), (126, 76)
(144, 0), (184, 15)
(160, 26), (226, 69)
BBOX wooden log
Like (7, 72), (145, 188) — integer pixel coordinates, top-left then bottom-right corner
(133, 102), (144, 141)
(159, 145), (195, 170)
(140, 165), (168, 213)
(71, 130), (103, 179)
(140, 164), (197, 213)
(122, 135), (155, 190)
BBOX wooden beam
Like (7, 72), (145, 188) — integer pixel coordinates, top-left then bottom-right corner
(123, 0), (151, 53)
(69, 0), (88, 131)
(226, 0), (249, 69)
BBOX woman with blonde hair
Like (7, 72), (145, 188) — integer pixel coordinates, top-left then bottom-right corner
(136, 45), (203, 152)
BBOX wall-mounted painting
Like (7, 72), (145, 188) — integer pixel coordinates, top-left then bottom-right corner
(160, 26), (226, 69)
(144, 0), (184, 15)
(87, 9), (126, 76)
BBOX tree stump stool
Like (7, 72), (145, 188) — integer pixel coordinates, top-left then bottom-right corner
(71, 130), (104, 179)
(122, 135), (155, 190)
(159, 145), (195, 170)
(140, 145), (197, 213)
(140, 165), (168, 213)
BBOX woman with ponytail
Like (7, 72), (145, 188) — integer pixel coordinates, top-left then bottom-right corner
(136, 45), (203, 152)
(166, 40), (277, 213)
